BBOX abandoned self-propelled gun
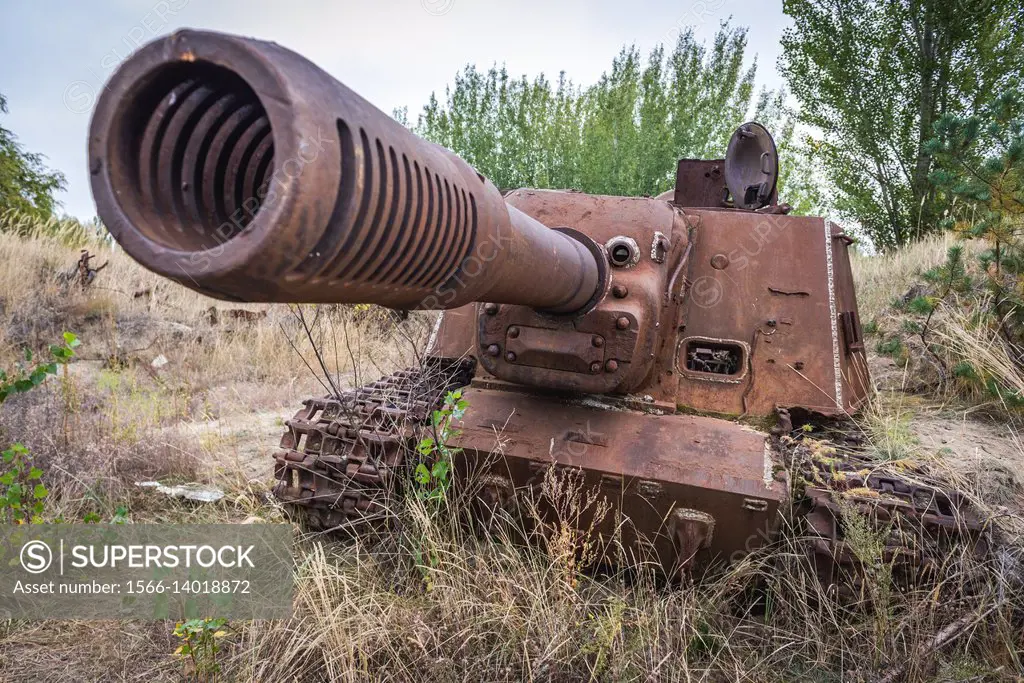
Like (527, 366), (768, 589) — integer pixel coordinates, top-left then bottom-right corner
(87, 30), (984, 580)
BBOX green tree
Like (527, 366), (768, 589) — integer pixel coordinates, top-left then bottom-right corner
(781, 0), (1024, 250)
(580, 46), (643, 196)
(0, 93), (66, 219)
(416, 21), (797, 201)
(929, 89), (1024, 347)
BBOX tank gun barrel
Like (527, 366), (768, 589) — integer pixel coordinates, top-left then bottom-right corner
(89, 30), (601, 313)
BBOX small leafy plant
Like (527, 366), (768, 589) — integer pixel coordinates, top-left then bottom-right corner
(414, 389), (468, 503)
(0, 331), (78, 402)
(0, 444), (46, 524)
(875, 336), (908, 366)
(0, 332), (79, 523)
(173, 617), (228, 682)
(410, 390), (468, 591)
(82, 505), (130, 524)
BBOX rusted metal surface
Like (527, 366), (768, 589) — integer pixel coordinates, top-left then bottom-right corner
(272, 358), (475, 529)
(274, 360), (789, 575)
(675, 209), (869, 416)
(473, 191), (689, 398)
(89, 30), (600, 313)
(76, 250), (108, 289)
(444, 189), (867, 415)
(271, 361), (988, 584)
(453, 385), (790, 574)
(673, 159), (727, 207)
(830, 223), (872, 410)
(724, 122), (779, 210)
(93, 31), (982, 587)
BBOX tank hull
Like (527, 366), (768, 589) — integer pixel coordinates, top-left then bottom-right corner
(452, 383), (788, 573)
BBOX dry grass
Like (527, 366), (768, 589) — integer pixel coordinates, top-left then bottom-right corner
(853, 233), (1024, 421)
(0, 223), (428, 389)
(229, 469), (1023, 682)
(933, 297), (1024, 408)
(851, 233), (979, 325)
(0, 223), (1020, 681)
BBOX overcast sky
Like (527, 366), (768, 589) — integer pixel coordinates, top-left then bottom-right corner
(1, 0), (791, 219)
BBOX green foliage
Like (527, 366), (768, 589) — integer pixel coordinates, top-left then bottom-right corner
(862, 319), (879, 335)
(0, 443), (46, 524)
(928, 89), (1024, 401)
(781, 0), (1024, 249)
(883, 246), (971, 381)
(415, 22), (808, 206)
(174, 617), (228, 681)
(952, 361), (979, 381)
(82, 505), (130, 524)
(51, 331), (81, 363)
(0, 331), (77, 403)
(986, 376), (1024, 407)
(929, 91), (1024, 279)
(0, 93), (66, 220)
(900, 318), (923, 334)
(876, 337), (907, 365)
(922, 245), (971, 293)
(0, 332), (78, 523)
(415, 390), (467, 504)
(876, 337), (903, 356)
(685, 619), (725, 660)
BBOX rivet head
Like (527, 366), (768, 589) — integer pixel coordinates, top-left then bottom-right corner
(591, 335), (604, 348)
(605, 359), (619, 372)
(590, 361), (602, 374)
(615, 316), (630, 330)
(508, 326), (520, 339)
(486, 344), (500, 357)
(505, 351), (517, 363)
(711, 253), (730, 270)
(484, 303), (498, 315)
(612, 284), (628, 298)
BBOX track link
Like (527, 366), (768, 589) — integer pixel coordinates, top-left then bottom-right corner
(272, 358), (475, 531)
(799, 445), (990, 595)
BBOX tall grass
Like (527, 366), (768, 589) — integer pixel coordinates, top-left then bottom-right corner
(0, 208), (109, 248)
(933, 295), (1024, 410)
(228, 456), (1022, 682)
(0, 225), (1017, 680)
(851, 233), (980, 324)
(0, 219), (430, 393)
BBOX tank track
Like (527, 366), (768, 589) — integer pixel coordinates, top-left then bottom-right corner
(798, 446), (990, 596)
(272, 357), (476, 532)
(272, 365), (990, 586)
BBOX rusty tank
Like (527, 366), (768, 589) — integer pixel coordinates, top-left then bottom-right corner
(87, 29), (985, 581)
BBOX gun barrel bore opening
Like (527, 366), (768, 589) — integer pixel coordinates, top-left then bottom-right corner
(111, 61), (273, 252)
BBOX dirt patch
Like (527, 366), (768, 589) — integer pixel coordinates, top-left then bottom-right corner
(911, 412), (1024, 507)
(172, 409), (289, 483)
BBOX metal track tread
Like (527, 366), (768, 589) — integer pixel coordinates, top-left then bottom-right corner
(272, 358), (476, 531)
(799, 448), (990, 597)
